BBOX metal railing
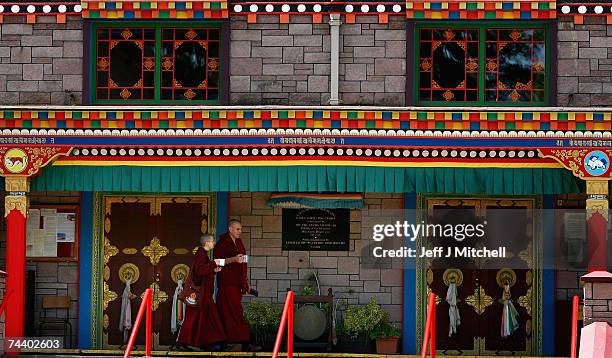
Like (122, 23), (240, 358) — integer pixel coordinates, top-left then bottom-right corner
(123, 288), (152, 358)
(570, 295), (579, 358)
(421, 293), (437, 358)
(272, 290), (294, 358)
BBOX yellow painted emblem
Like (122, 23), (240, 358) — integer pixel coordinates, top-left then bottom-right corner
(4, 148), (28, 174)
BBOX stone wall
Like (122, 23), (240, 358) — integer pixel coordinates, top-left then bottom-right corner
(557, 17), (612, 107)
(0, 192), (80, 348)
(582, 271), (612, 326)
(229, 15), (406, 106)
(230, 192), (404, 323)
(0, 16), (82, 105)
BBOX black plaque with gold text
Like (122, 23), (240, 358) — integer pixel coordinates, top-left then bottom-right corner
(282, 208), (349, 251)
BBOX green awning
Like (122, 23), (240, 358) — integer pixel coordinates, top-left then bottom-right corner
(28, 165), (584, 194)
(268, 193), (365, 209)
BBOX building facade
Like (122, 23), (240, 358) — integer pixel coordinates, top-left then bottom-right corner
(0, 0), (610, 356)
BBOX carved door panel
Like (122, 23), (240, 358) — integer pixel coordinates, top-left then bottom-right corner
(425, 198), (536, 356)
(427, 199), (481, 355)
(103, 198), (156, 347)
(154, 198), (211, 347)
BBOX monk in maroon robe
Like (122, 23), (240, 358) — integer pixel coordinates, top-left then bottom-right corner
(214, 219), (252, 349)
(177, 234), (226, 349)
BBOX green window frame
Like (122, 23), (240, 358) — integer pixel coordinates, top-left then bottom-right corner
(90, 21), (223, 105)
(414, 22), (550, 107)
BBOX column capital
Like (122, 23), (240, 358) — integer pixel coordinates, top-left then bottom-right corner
(4, 176), (29, 218)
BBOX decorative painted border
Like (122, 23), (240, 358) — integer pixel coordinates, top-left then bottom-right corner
(406, 0), (556, 20)
(558, 3), (612, 24)
(0, 2), (80, 23)
(81, 0), (228, 19)
(0, 109), (611, 131)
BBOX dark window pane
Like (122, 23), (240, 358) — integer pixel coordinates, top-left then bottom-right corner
(208, 42), (220, 57)
(466, 90), (477, 101)
(486, 43), (497, 59)
(161, 89), (173, 100)
(109, 41), (142, 87)
(208, 29), (220, 39)
(420, 29), (432, 40)
(208, 88), (219, 100)
(144, 71), (155, 87)
(96, 89), (108, 100)
(97, 29), (109, 40)
(534, 30), (545, 41)
(97, 42), (109, 57)
(162, 42), (173, 58)
(143, 88), (154, 100)
(419, 72), (431, 89)
(144, 41), (155, 57)
(532, 90), (544, 102)
(163, 29), (174, 40)
(174, 42), (207, 88)
(486, 29), (497, 41)
(467, 73), (478, 89)
(420, 42), (431, 58)
(208, 71), (220, 88)
(486, 90), (497, 101)
(419, 90), (430, 101)
(534, 43), (545, 60)
(467, 42), (478, 59)
(433, 42), (465, 89)
(161, 71), (173, 88)
(144, 29), (155, 40)
(485, 73), (497, 89)
(97, 71), (108, 87)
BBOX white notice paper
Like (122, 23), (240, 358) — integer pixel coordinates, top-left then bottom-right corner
(57, 213), (76, 243)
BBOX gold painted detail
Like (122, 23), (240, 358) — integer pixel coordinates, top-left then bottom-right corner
(4, 176), (30, 192)
(133, 79), (143, 88)
(120, 88), (131, 100)
(443, 268), (463, 286)
(103, 238), (118, 265)
(5, 194), (28, 217)
(496, 268), (517, 288)
(509, 89), (520, 103)
(518, 286), (532, 316)
(466, 286), (493, 315)
(486, 59), (497, 71)
(144, 58), (155, 71)
(201, 218), (208, 234)
(104, 217), (111, 234)
(516, 80), (532, 90)
(510, 30), (522, 41)
(141, 282), (168, 311)
(184, 89), (196, 100)
(198, 41), (209, 51)
(420, 59), (431, 72)
(97, 58), (109, 71)
(519, 242), (533, 268)
(103, 314), (109, 330)
(426, 269), (434, 285)
(118, 263), (140, 284)
(103, 282), (118, 310)
(526, 270), (533, 286)
(443, 90), (455, 101)
(171, 264), (190, 284)
(526, 319), (532, 335)
(121, 29), (133, 40)
(443, 29), (455, 41)
(103, 265), (110, 281)
(109, 78), (118, 88)
(587, 199), (609, 220)
(532, 62), (544, 73)
(162, 57), (173, 70)
(173, 248), (190, 255)
(122, 248), (137, 255)
(141, 237), (169, 265)
(587, 180), (609, 195)
(466, 60), (478, 72)
(134, 40), (144, 50)
(207, 58), (219, 71)
(185, 29), (198, 40)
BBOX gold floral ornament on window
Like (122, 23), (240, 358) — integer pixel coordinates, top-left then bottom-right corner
(185, 29), (198, 40)
(443, 29), (455, 41)
(121, 29), (133, 40)
(443, 90), (455, 101)
(162, 57), (173, 70)
(486, 59), (497, 72)
(509, 90), (520, 102)
(420, 59), (431, 72)
(532, 62), (544, 73)
(97, 58), (109, 71)
(509, 30), (522, 41)
(466, 60), (478, 72)
(120, 89), (131, 100)
(144, 58), (155, 71)
(184, 89), (197, 100)
(208, 58), (219, 71)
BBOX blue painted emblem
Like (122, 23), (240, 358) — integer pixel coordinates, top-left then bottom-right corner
(584, 151), (609, 176)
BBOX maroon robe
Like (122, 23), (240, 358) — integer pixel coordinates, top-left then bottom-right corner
(177, 247), (226, 347)
(214, 232), (250, 343)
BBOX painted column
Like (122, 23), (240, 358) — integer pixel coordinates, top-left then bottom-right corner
(328, 13), (341, 105)
(586, 180), (608, 272)
(4, 176), (29, 341)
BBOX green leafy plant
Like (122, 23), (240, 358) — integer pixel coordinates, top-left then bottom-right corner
(369, 322), (401, 340)
(244, 300), (283, 333)
(297, 284), (315, 296)
(343, 297), (386, 338)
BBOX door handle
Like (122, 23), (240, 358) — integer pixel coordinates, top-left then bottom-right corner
(155, 272), (160, 282)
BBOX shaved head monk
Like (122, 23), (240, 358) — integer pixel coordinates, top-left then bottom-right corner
(214, 219), (256, 351)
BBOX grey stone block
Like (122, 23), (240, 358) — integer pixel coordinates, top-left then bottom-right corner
(374, 58), (405, 75)
(63, 42), (83, 58)
(308, 75), (328, 92)
(0, 48), (10, 58)
(0, 64), (22, 75)
(375, 30), (405, 41)
(252, 80), (283, 92)
(11, 47), (31, 63)
(289, 24), (312, 35)
(7, 80), (37, 92)
(345, 63), (367, 81)
(230, 29), (261, 41)
(0, 92), (20, 104)
(558, 31), (590, 42)
(62, 74), (82, 91)
(21, 35), (53, 47)
(23, 64), (43, 80)
(231, 41), (251, 58)
(361, 81), (384, 93)
(251, 46), (282, 58)
(558, 76), (578, 93)
(590, 37), (612, 48)
(230, 75), (251, 92)
(283, 47), (304, 63)
(354, 46), (385, 58)
(232, 58), (263, 75)
(52, 58), (81, 75)
(261, 35), (293, 47)
(385, 41), (406, 57)
(558, 42), (579, 59)
(580, 48), (607, 59)
(579, 82), (602, 93)
(304, 52), (329, 63)
(314, 64), (330, 75)
(32, 47), (63, 58)
(294, 35), (322, 47)
(2, 24), (33, 36)
(38, 80), (63, 92)
(385, 76), (405, 92)
(262, 64), (293, 75)
(52, 30), (82, 41)
(343, 35), (374, 47)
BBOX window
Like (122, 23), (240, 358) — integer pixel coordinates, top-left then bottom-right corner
(416, 24), (548, 105)
(93, 23), (222, 104)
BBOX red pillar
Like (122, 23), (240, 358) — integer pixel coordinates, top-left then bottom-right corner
(586, 180), (609, 272)
(3, 177), (28, 343)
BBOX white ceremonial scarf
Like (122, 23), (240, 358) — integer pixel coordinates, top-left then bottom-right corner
(119, 279), (132, 343)
(446, 282), (461, 337)
(171, 279), (185, 334)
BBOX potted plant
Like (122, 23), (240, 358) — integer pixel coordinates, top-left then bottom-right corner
(370, 322), (401, 354)
(336, 297), (386, 353)
(244, 300), (282, 350)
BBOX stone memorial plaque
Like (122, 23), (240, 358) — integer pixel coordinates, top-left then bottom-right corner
(282, 208), (349, 251)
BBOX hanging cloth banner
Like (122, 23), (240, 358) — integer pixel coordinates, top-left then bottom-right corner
(501, 283), (519, 338)
(446, 282), (461, 337)
(268, 193), (364, 209)
(118, 279), (132, 343)
(171, 279), (185, 335)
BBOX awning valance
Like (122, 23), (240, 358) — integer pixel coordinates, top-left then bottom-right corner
(28, 165), (584, 195)
(267, 193), (364, 209)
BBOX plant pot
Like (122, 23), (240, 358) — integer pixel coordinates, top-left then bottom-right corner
(335, 333), (372, 353)
(375, 336), (399, 354)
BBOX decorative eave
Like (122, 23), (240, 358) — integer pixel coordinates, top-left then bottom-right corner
(0, 106), (610, 132)
(0, 1), (609, 24)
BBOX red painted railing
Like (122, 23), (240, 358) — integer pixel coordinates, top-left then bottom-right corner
(0, 289), (14, 319)
(570, 295), (579, 358)
(421, 293), (436, 358)
(123, 288), (152, 358)
(272, 290), (294, 358)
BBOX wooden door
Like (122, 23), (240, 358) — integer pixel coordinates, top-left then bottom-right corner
(102, 196), (214, 349)
(424, 198), (536, 356)
(154, 198), (211, 347)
